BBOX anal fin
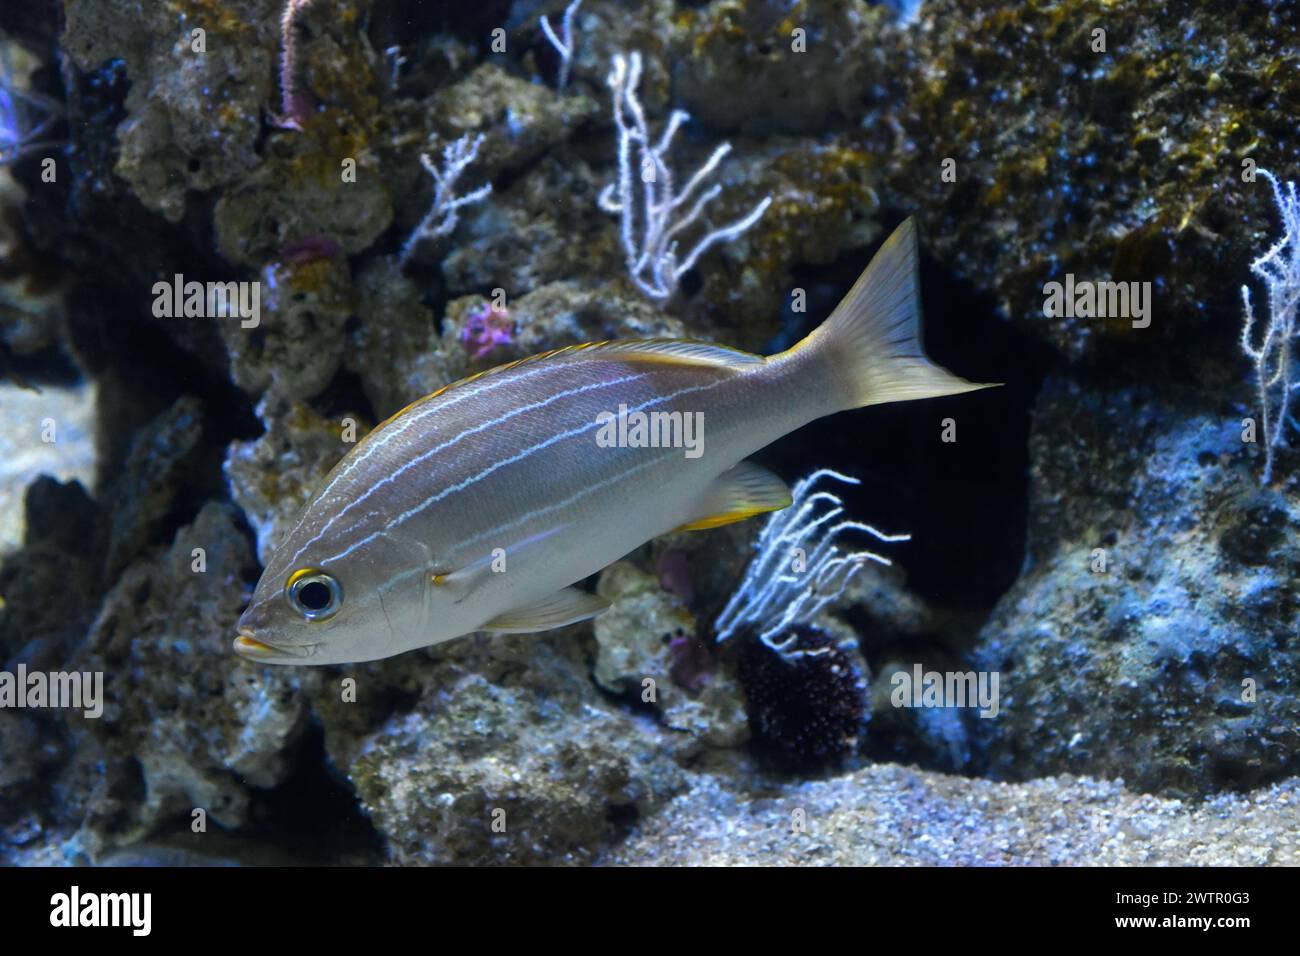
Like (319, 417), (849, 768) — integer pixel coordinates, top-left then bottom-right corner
(675, 461), (792, 532)
(481, 587), (611, 634)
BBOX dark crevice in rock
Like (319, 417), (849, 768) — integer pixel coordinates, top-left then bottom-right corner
(242, 723), (386, 864)
(755, 230), (1052, 613)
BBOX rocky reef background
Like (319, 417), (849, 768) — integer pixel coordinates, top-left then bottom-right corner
(2, 0), (1299, 865)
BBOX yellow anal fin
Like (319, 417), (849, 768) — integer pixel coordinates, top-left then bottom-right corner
(481, 587), (611, 634)
(674, 461), (792, 532)
(677, 507), (785, 532)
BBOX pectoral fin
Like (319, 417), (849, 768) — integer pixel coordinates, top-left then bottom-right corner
(481, 587), (612, 634)
(675, 461), (792, 532)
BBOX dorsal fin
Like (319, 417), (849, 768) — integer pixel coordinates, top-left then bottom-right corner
(382, 338), (765, 429)
(565, 338), (766, 368)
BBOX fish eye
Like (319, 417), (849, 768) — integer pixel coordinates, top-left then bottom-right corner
(286, 569), (342, 621)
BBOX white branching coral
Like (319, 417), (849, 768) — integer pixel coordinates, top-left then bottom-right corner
(1240, 169), (1300, 483)
(399, 134), (493, 265)
(540, 0), (583, 90)
(714, 469), (909, 659)
(598, 52), (772, 300)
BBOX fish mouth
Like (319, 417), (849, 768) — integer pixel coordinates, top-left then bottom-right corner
(233, 630), (316, 662)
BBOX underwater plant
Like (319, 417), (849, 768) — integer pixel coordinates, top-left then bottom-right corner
(715, 470), (909, 768)
(1240, 169), (1300, 483)
(714, 469), (902, 769)
(274, 0), (317, 130)
(597, 51), (772, 300)
(714, 469), (909, 658)
(399, 134), (494, 265)
(540, 0), (584, 90)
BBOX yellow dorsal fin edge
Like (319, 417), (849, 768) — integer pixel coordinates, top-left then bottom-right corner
(379, 338), (765, 430)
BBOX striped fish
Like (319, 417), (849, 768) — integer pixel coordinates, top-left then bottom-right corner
(234, 219), (992, 664)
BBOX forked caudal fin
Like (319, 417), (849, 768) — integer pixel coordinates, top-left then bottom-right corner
(787, 217), (999, 409)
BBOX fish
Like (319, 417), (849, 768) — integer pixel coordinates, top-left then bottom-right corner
(234, 218), (994, 664)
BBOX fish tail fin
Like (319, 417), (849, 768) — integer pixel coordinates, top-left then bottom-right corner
(789, 217), (998, 409)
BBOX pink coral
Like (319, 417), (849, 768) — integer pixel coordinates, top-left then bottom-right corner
(461, 302), (514, 360)
(275, 0), (317, 131)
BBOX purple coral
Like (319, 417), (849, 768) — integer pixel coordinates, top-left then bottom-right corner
(656, 548), (694, 607)
(280, 234), (342, 265)
(667, 628), (713, 694)
(461, 302), (514, 360)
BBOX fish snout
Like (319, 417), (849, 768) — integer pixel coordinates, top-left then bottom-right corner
(233, 628), (316, 663)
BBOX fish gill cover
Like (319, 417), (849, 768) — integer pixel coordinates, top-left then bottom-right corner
(0, 0), (1296, 870)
